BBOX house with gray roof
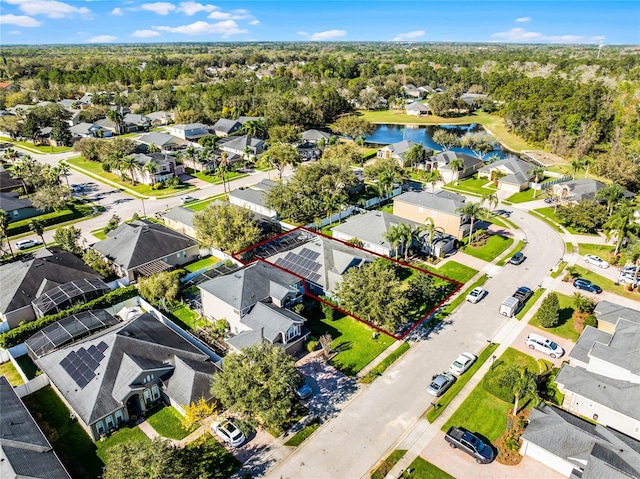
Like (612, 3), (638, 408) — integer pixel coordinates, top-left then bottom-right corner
(36, 312), (221, 440)
(212, 118), (242, 137)
(146, 110), (175, 126)
(555, 317), (640, 440)
(302, 129), (333, 144)
(520, 403), (640, 479)
(123, 113), (151, 131)
(393, 190), (469, 239)
(0, 376), (71, 479)
(376, 140), (434, 166)
(0, 248), (104, 329)
(459, 93), (488, 106)
(0, 165), (23, 194)
(137, 132), (187, 152)
(405, 102), (429, 116)
(228, 179), (279, 219)
(593, 300), (640, 334)
(91, 220), (199, 283)
(169, 123), (210, 141)
(199, 261), (303, 336)
(0, 192), (40, 221)
(403, 84), (422, 99)
(552, 179), (635, 204)
(69, 122), (108, 139)
(478, 156), (533, 193)
(113, 152), (181, 185)
(218, 135), (265, 159)
(428, 151), (484, 183)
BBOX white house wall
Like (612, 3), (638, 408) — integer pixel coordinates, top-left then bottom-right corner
(586, 356), (640, 383)
(519, 440), (574, 477)
(200, 289), (242, 331)
(228, 196), (277, 218)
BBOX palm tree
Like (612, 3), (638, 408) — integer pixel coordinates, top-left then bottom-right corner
(583, 156), (594, 179)
(596, 183), (625, 215)
(527, 167), (546, 198)
(622, 238), (640, 287)
(404, 143), (426, 170)
(119, 156), (138, 185)
(143, 161), (158, 185)
(355, 135), (366, 159)
(481, 192), (499, 213)
(0, 210), (14, 257)
(603, 204), (638, 255)
(383, 225), (404, 258)
(106, 109), (124, 135)
(3, 148), (19, 165)
(456, 202), (489, 245)
(570, 158), (583, 177)
(58, 163), (71, 189)
(384, 223), (412, 259)
(512, 367), (538, 415)
(218, 151), (230, 193)
(448, 157), (464, 184)
(28, 219), (45, 246)
(423, 169), (443, 193)
(242, 119), (267, 139)
(317, 137), (326, 151)
(147, 143), (160, 154)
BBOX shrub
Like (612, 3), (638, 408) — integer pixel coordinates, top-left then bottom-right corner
(583, 314), (597, 329)
(320, 301), (335, 321)
(537, 293), (560, 328)
(482, 363), (520, 403)
(306, 338), (319, 352)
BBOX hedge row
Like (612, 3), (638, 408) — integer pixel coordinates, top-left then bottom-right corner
(7, 209), (78, 236)
(0, 286), (138, 348)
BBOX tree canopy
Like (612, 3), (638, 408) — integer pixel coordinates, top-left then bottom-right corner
(193, 203), (262, 253)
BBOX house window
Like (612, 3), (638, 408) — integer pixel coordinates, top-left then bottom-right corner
(96, 420), (104, 435)
(144, 374), (154, 383)
(106, 415), (114, 429)
(143, 389), (151, 406)
(152, 384), (160, 400)
(115, 410), (124, 424)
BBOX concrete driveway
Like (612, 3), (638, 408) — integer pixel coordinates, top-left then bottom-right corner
(226, 427), (276, 464)
(510, 325), (575, 368)
(421, 431), (566, 479)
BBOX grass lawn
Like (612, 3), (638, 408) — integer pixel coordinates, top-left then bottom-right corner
(189, 170), (248, 184)
(400, 457), (455, 479)
(573, 265), (640, 302)
(66, 156), (195, 197)
(533, 207), (599, 236)
(186, 193), (227, 212)
(433, 261), (478, 284)
(0, 136), (72, 153)
(184, 256), (221, 272)
(307, 314), (394, 376)
(530, 292), (579, 342)
(168, 305), (205, 330)
(95, 424), (151, 463)
(427, 342), (499, 422)
(356, 110), (534, 152)
(360, 342), (410, 384)
(23, 386), (104, 478)
(91, 228), (108, 240)
(7, 200), (95, 237)
(0, 360), (24, 386)
(506, 188), (539, 204)
(371, 449), (408, 479)
(146, 406), (194, 440)
(529, 209), (565, 234)
(284, 418), (321, 446)
(443, 176), (496, 196)
(497, 240), (525, 266)
(443, 348), (538, 442)
(463, 235), (514, 263)
(551, 261), (568, 279)
(14, 354), (38, 379)
(515, 288), (546, 320)
(577, 243), (616, 260)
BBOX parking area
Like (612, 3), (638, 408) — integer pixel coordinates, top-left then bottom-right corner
(510, 324), (575, 368)
(221, 426), (275, 464)
(421, 431), (566, 479)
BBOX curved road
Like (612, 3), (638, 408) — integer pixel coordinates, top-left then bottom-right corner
(264, 205), (565, 479)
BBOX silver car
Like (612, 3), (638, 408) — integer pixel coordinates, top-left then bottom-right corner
(211, 419), (245, 447)
(427, 372), (456, 397)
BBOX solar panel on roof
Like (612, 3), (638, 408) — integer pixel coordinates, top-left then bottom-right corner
(97, 341), (108, 352)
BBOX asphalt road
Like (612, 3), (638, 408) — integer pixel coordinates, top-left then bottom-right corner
(265, 206), (565, 479)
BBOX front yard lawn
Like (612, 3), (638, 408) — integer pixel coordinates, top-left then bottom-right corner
(0, 360), (24, 386)
(530, 292), (578, 342)
(95, 424), (151, 463)
(7, 200), (95, 237)
(417, 260), (478, 284)
(284, 417), (321, 446)
(442, 348), (538, 442)
(371, 449), (408, 479)
(0, 136), (72, 153)
(189, 170), (248, 184)
(577, 243), (616, 260)
(185, 193), (227, 211)
(573, 265), (640, 302)
(443, 176), (496, 196)
(146, 405), (194, 440)
(23, 386), (103, 479)
(506, 188), (538, 204)
(462, 235), (514, 263)
(533, 207), (599, 236)
(400, 457), (455, 479)
(307, 312), (394, 376)
(184, 256), (221, 272)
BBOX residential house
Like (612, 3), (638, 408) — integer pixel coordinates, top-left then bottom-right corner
(302, 129), (333, 144)
(403, 84), (422, 99)
(393, 190), (468, 239)
(181, 148), (242, 173)
(0, 248), (104, 328)
(0, 165), (23, 193)
(169, 123), (211, 141)
(555, 317), (640, 440)
(376, 140), (434, 167)
(113, 152), (182, 185)
(91, 220), (199, 283)
(218, 135), (265, 160)
(212, 118), (242, 137)
(69, 122), (109, 140)
(36, 311), (221, 441)
(405, 102), (429, 116)
(0, 192), (41, 221)
(228, 179), (279, 219)
(146, 110), (175, 126)
(552, 179), (635, 203)
(123, 113), (151, 132)
(459, 93), (488, 106)
(428, 151), (484, 183)
(0, 376), (71, 479)
(520, 403), (640, 479)
(94, 118), (119, 135)
(137, 132), (187, 152)
(199, 260), (304, 331)
(477, 156), (534, 193)
(419, 85), (435, 95)
(593, 300), (640, 334)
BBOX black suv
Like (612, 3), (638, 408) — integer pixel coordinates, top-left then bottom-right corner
(513, 286), (533, 304)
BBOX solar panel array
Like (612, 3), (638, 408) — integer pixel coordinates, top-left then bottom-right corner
(60, 341), (108, 389)
(274, 247), (323, 284)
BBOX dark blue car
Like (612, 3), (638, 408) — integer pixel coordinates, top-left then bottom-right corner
(573, 278), (602, 294)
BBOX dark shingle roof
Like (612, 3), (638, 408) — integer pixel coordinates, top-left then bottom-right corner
(0, 192), (33, 211)
(212, 118), (241, 133)
(0, 376), (71, 478)
(332, 211), (420, 250)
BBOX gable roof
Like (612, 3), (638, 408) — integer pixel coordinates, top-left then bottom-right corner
(164, 206), (196, 229)
(0, 248), (102, 315)
(123, 113), (149, 125)
(433, 151), (484, 170)
(302, 129), (332, 141)
(394, 189), (466, 216)
(137, 132), (183, 147)
(218, 135), (265, 153)
(594, 300), (640, 327)
(0, 192), (33, 211)
(69, 122), (100, 136)
(91, 220), (197, 271)
(379, 139), (434, 157)
(171, 123), (209, 132)
(129, 152), (174, 168)
(37, 312), (220, 425)
(568, 325), (612, 365)
(588, 319), (640, 374)
(199, 261), (300, 312)
(228, 178), (278, 209)
(0, 376), (71, 479)
(332, 210), (420, 250)
(212, 118), (241, 133)
(478, 156), (533, 185)
(406, 102), (428, 112)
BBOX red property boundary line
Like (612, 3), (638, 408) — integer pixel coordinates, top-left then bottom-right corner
(233, 226), (463, 341)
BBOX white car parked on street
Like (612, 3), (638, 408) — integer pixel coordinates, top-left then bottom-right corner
(466, 287), (486, 304)
(449, 352), (477, 376)
(584, 254), (609, 269)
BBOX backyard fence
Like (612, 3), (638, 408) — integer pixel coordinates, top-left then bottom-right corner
(529, 175), (573, 190)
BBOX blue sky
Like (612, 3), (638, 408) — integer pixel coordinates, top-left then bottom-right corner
(0, 1), (638, 45)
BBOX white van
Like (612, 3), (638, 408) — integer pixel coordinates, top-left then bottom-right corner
(499, 296), (520, 317)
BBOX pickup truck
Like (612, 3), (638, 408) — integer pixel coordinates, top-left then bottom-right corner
(513, 286), (533, 304)
(444, 426), (494, 464)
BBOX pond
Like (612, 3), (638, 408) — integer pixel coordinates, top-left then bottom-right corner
(366, 123), (507, 159)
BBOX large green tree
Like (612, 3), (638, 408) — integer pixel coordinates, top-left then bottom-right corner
(53, 225), (82, 254)
(193, 203), (262, 253)
(333, 115), (374, 139)
(138, 271), (181, 307)
(537, 292), (560, 328)
(456, 201), (489, 245)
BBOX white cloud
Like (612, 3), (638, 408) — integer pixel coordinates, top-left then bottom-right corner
(0, 14), (42, 27)
(249, 19), (260, 25)
(87, 35), (117, 43)
(179, 2), (219, 15)
(141, 2), (176, 15)
(132, 29), (161, 38)
(300, 29), (347, 41)
(491, 28), (582, 43)
(515, 17), (531, 23)
(154, 20), (247, 37)
(8, 30), (22, 35)
(392, 30), (425, 41)
(5, 0), (90, 19)
(207, 9), (251, 20)
(111, 7), (123, 15)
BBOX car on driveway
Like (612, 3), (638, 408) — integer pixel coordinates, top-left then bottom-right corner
(449, 353), (477, 376)
(445, 426), (494, 464)
(211, 419), (245, 447)
(618, 273), (640, 286)
(466, 287), (486, 304)
(509, 252), (525, 265)
(573, 278), (602, 294)
(525, 333), (565, 358)
(181, 195), (197, 204)
(584, 254), (609, 269)
(16, 239), (42, 250)
(295, 376), (312, 400)
(427, 372), (456, 397)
